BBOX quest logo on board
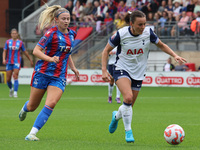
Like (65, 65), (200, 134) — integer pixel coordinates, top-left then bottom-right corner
(142, 76), (153, 84)
(67, 74), (88, 82)
(155, 76), (184, 85)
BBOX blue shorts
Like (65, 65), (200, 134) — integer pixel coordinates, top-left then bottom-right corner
(108, 64), (115, 76)
(31, 72), (66, 92)
(6, 63), (20, 71)
(113, 69), (143, 91)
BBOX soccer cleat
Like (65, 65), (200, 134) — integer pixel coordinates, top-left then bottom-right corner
(13, 92), (18, 98)
(109, 111), (118, 133)
(108, 96), (112, 103)
(25, 134), (39, 141)
(115, 98), (121, 104)
(9, 89), (13, 97)
(125, 130), (135, 143)
(19, 108), (27, 121)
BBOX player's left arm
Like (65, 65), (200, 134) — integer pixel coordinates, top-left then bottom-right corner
(149, 28), (187, 63)
(156, 40), (187, 63)
(68, 55), (79, 80)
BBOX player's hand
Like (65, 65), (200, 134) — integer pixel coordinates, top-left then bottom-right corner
(51, 56), (59, 63)
(102, 71), (112, 82)
(30, 60), (34, 67)
(72, 68), (79, 81)
(2, 60), (6, 65)
(174, 55), (187, 63)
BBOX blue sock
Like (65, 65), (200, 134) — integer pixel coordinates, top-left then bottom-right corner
(14, 80), (19, 92)
(33, 105), (53, 130)
(23, 101), (29, 112)
(7, 81), (12, 89)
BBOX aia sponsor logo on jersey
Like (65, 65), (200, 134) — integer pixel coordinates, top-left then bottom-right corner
(127, 48), (144, 55)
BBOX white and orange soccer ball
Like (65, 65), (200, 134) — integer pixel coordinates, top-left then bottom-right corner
(164, 124), (185, 145)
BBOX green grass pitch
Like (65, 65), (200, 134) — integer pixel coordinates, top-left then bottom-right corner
(0, 84), (199, 150)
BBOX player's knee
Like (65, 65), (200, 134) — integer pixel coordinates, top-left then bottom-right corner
(124, 93), (133, 104)
(13, 74), (18, 80)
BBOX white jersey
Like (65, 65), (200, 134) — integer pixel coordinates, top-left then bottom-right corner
(108, 26), (159, 80)
(108, 47), (117, 65)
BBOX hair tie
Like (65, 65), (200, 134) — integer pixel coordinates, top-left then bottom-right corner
(56, 11), (69, 18)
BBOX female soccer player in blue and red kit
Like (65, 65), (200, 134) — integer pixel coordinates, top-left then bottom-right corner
(3, 29), (33, 97)
(18, 5), (79, 141)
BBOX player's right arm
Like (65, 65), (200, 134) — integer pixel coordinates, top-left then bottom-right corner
(33, 45), (59, 63)
(2, 49), (7, 65)
(101, 43), (114, 82)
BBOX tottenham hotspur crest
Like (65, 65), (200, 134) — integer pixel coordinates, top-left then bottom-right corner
(142, 40), (145, 45)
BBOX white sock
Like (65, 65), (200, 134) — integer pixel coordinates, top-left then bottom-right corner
(116, 86), (121, 98)
(29, 127), (39, 135)
(14, 91), (17, 95)
(121, 104), (132, 131)
(115, 105), (123, 120)
(108, 84), (114, 97)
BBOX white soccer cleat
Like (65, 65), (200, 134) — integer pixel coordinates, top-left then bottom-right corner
(25, 134), (39, 141)
(9, 89), (13, 97)
(13, 91), (18, 98)
(19, 108), (27, 121)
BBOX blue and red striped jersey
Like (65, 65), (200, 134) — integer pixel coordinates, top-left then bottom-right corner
(35, 26), (77, 79)
(4, 39), (26, 64)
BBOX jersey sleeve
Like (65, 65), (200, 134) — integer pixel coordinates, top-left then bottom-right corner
(37, 30), (53, 49)
(150, 28), (159, 44)
(108, 31), (120, 48)
(4, 40), (8, 50)
(21, 41), (26, 52)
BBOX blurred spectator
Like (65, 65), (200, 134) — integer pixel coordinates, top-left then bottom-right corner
(186, 0), (195, 18)
(70, 14), (79, 27)
(103, 12), (114, 34)
(64, 0), (73, 16)
(171, 15), (180, 37)
(159, 11), (169, 36)
(173, 0), (182, 17)
(147, 12), (155, 25)
(115, 13), (126, 29)
(158, 0), (167, 16)
(126, 0), (133, 7)
(107, 1), (118, 19)
(72, 0), (84, 20)
(117, 0), (129, 15)
(128, 1), (138, 12)
(175, 61), (189, 71)
(82, 2), (94, 16)
(194, 0), (200, 14)
(165, 0), (174, 14)
(91, 0), (99, 16)
(114, 12), (121, 28)
(141, 0), (159, 15)
(190, 11), (200, 34)
(165, 12), (176, 37)
(96, 0), (108, 33)
(177, 11), (190, 35)
(97, 0), (108, 21)
(198, 66), (200, 71)
(163, 57), (175, 71)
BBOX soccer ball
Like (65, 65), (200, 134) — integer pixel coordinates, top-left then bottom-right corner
(164, 124), (185, 145)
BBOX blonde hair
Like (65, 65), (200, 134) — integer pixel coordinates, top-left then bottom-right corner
(38, 5), (69, 30)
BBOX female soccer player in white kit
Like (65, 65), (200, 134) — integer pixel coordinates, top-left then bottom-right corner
(107, 47), (121, 104)
(101, 10), (186, 143)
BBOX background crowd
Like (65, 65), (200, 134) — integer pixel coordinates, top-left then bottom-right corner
(63, 0), (200, 37)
